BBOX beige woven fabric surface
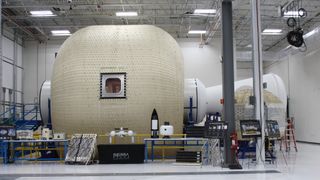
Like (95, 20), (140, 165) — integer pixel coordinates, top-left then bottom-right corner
(51, 25), (184, 138)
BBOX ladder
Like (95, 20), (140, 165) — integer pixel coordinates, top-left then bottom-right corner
(281, 118), (298, 152)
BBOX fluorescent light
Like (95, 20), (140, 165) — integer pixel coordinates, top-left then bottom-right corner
(303, 29), (318, 39)
(263, 29), (282, 33)
(30, 10), (56, 17)
(262, 32), (282, 35)
(116, 12), (138, 17)
(52, 34), (71, 36)
(284, 11), (299, 17)
(188, 30), (207, 34)
(51, 30), (70, 34)
(51, 30), (71, 36)
(194, 9), (216, 14)
(262, 29), (282, 35)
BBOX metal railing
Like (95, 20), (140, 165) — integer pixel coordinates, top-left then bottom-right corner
(0, 103), (41, 130)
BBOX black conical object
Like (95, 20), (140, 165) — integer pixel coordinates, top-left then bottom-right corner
(151, 109), (159, 138)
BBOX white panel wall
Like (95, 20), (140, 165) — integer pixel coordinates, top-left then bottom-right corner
(23, 41), (37, 103)
(1, 35), (23, 103)
(177, 38), (251, 88)
(2, 62), (13, 89)
(177, 38), (223, 87)
(265, 48), (320, 143)
(23, 40), (63, 103)
(2, 36), (14, 60)
(2, 36), (14, 89)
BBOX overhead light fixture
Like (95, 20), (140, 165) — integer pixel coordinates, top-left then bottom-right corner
(262, 29), (282, 35)
(115, 12), (138, 17)
(298, 8), (307, 18)
(194, 9), (216, 14)
(188, 30), (207, 34)
(51, 30), (71, 36)
(283, 11), (299, 17)
(283, 9), (307, 18)
(30, 10), (56, 17)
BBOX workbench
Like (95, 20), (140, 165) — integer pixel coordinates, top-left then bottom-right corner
(144, 138), (208, 162)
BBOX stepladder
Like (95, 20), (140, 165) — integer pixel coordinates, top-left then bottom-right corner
(281, 118), (298, 152)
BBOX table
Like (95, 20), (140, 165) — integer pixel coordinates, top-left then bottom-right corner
(144, 138), (208, 162)
(1, 139), (68, 164)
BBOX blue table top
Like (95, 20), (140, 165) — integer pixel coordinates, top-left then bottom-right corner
(144, 138), (208, 141)
(2, 139), (69, 143)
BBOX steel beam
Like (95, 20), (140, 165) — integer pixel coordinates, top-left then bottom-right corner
(251, 0), (265, 163)
(221, 0), (236, 166)
(2, 14), (39, 41)
(4, 14), (210, 20)
(13, 31), (17, 107)
(2, 2), (210, 9)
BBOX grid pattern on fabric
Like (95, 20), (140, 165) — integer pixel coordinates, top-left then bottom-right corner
(51, 25), (184, 138)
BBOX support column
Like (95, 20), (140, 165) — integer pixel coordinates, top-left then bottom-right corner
(221, 0), (236, 166)
(13, 31), (17, 105)
(0, 2), (3, 118)
(251, 0), (265, 162)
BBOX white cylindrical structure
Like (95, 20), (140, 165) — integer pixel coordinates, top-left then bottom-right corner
(39, 80), (51, 125)
(206, 73), (287, 114)
(184, 79), (207, 124)
(184, 73), (287, 124)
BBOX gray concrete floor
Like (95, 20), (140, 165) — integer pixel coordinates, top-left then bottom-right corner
(0, 142), (318, 180)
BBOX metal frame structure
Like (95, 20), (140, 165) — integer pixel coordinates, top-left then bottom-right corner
(201, 138), (222, 167)
(144, 138), (207, 162)
(2, 0), (320, 51)
(1, 139), (68, 164)
(0, 103), (41, 130)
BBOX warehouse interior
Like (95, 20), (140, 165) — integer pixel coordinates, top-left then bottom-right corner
(1, 0), (320, 179)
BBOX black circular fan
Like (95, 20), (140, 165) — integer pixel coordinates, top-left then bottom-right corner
(287, 28), (304, 47)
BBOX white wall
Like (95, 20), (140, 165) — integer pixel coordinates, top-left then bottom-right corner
(2, 35), (23, 104)
(265, 48), (320, 143)
(22, 38), (252, 104)
(23, 40), (62, 103)
(177, 38), (252, 88)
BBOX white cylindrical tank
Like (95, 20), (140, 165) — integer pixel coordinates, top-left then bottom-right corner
(39, 80), (51, 125)
(184, 79), (207, 124)
(184, 73), (287, 124)
(51, 25), (184, 135)
(206, 73), (287, 114)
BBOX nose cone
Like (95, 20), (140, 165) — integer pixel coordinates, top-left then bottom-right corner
(151, 109), (158, 120)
